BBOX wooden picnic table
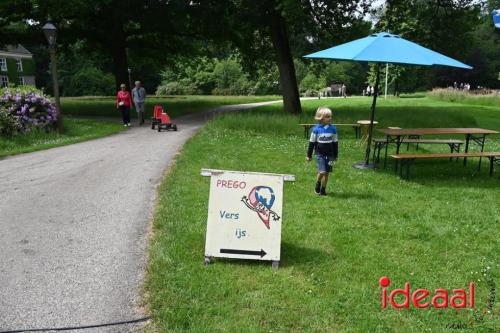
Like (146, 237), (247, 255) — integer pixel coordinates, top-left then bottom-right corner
(377, 127), (499, 168)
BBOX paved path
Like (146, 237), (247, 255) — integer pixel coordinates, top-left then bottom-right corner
(0, 101), (279, 333)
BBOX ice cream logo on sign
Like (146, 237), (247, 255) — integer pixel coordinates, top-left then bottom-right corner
(241, 186), (280, 229)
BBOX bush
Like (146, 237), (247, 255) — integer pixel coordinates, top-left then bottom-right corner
(303, 89), (319, 97)
(212, 59), (253, 95)
(428, 88), (500, 106)
(64, 66), (115, 96)
(0, 86), (57, 136)
(155, 81), (200, 95)
(299, 73), (325, 94)
(0, 106), (20, 137)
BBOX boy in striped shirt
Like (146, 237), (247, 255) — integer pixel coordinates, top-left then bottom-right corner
(306, 107), (339, 195)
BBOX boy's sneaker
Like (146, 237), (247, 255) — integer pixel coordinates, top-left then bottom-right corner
(320, 187), (327, 196)
(314, 182), (321, 195)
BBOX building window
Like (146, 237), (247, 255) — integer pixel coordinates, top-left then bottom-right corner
(16, 59), (23, 72)
(1, 76), (9, 88)
(19, 76), (25, 85)
(0, 58), (6, 71)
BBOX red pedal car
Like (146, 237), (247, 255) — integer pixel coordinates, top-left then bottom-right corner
(151, 105), (177, 132)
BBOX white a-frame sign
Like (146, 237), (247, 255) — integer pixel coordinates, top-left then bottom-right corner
(201, 169), (295, 268)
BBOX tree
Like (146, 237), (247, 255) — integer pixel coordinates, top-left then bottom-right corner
(2, 0), (194, 90)
(216, 0), (370, 113)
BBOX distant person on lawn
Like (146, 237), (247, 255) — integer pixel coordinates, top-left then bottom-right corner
(116, 83), (133, 127)
(132, 80), (146, 125)
(306, 107), (339, 196)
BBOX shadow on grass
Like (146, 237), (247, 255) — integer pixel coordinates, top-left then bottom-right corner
(279, 242), (333, 268)
(376, 158), (500, 188)
(327, 191), (380, 200)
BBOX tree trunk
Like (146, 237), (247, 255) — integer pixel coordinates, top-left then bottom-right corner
(109, 14), (130, 91)
(268, 9), (301, 114)
(111, 45), (129, 91)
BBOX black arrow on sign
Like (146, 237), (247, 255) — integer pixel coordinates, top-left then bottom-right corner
(220, 248), (267, 258)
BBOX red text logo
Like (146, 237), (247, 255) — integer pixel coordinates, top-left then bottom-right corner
(379, 276), (474, 309)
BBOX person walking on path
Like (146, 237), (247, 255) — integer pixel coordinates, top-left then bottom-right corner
(341, 84), (347, 98)
(116, 83), (133, 126)
(132, 81), (146, 125)
(306, 107), (339, 196)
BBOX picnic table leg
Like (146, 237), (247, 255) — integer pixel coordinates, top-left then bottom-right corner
(384, 140), (388, 168)
(478, 135), (486, 171)
(394, 159), (398, 174)
(396, 136), (403, 154)
(464, 134), (471, 166)
(304, 126), (308, 139)
(448, 143), (460, 161)
(384, 136), (392, 168)
(406, 159), (412, 179)
(377, 142), (383, 163)
(489, 157), (494, 176)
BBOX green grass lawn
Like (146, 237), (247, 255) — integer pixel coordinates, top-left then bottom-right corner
(0, 117), (125, 158)
(61, 95), (280, 118)
(146, 96), (499, 332)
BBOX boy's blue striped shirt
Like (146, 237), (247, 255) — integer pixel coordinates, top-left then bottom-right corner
(307, 124), (339, 158)
(309, 124), (338, 143)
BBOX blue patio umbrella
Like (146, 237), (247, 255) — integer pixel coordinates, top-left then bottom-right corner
(493, 10), (500, 28)
(304, 32), (472, 168)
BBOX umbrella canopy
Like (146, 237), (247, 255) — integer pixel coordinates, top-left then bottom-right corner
(304, 32), (471, 69)
(303, 32), (472, 169)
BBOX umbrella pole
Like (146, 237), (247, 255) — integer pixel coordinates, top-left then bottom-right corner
(365, 63), (381, 164)
(353, 63), (380, 169)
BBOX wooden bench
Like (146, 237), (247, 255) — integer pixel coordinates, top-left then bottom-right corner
(373, 138), (464, 166)
(390, 152), (500, 179)
(299, 123), (360, 139)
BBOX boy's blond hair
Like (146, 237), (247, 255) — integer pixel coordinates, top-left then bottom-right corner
(314, 107), (332, 121)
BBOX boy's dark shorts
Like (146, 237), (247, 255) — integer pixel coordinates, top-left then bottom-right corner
(316, 154), (335, 173)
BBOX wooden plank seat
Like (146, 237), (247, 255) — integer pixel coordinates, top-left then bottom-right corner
(299, 123), (361, 139)
(373, 138), (464, 164)
(390, 152), (500, 179)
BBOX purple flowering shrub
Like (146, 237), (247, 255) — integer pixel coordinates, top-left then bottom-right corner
(0, 86), (57, 137)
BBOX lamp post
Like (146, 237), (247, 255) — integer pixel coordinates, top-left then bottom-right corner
(42, 19), (62, 131)
(127, 67), (132, 91)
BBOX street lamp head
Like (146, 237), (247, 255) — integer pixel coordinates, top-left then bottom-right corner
(42, 20), (57, 47)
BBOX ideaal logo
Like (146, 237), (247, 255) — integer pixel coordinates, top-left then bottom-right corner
(379, 272), (497, 330)
(241, 186), (280, 229)
(379, 276), (475, 309)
